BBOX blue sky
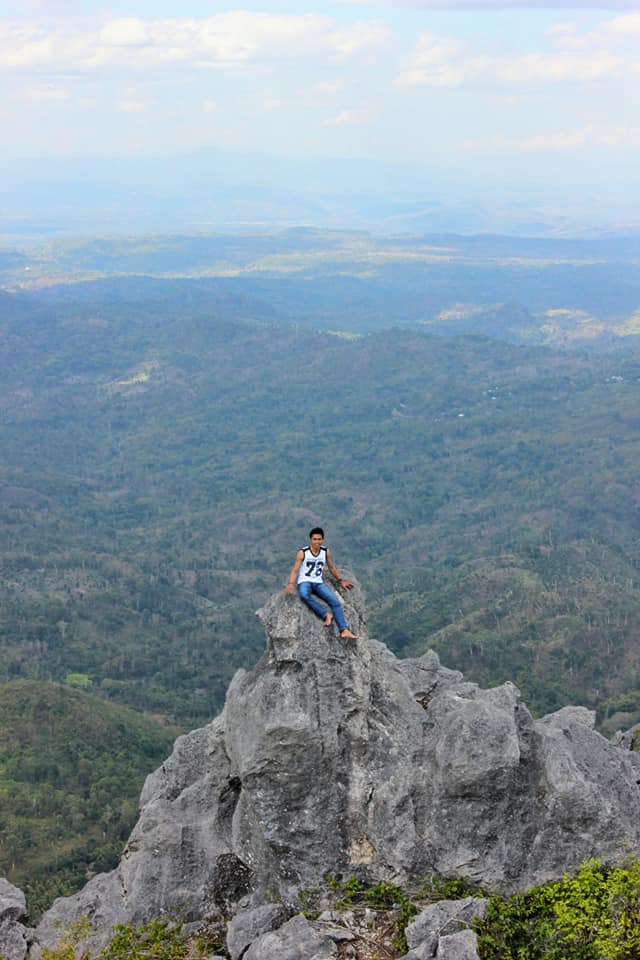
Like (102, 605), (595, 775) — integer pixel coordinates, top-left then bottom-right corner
(1, 0), (639, 225)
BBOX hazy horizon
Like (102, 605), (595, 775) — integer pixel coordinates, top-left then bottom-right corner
(1, 0), (639, 238)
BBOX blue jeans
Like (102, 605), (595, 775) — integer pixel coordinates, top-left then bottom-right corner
(298, 581), (347, 632)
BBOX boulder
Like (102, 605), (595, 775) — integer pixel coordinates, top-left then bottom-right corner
(402, 898), (487, 960)
(226, 903), (291, 960)
(243, 914), (336, 960)
(32, 580), (640, 955)
(436, 929), (481, 960)
(0, 878), (30, 960)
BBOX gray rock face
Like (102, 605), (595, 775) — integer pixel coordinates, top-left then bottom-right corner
(226, 904), (291, 960)
(33, 581), (640, 954)
(0, 878), (30, 960)
(402, 898), (487, 960)
(436, 930), (481, 960)
(243, 915), (336, 960)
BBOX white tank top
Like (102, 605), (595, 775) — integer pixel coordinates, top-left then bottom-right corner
(297, 546), (327, 584)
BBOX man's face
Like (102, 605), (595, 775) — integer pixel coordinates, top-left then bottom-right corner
(310, 533), (324, 553)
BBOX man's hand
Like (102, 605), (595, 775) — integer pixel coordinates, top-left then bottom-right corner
(339, 579), (354, 590)
(284, 582), (295, 594)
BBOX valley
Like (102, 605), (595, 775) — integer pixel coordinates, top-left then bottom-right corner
(2, 227), (640, 912)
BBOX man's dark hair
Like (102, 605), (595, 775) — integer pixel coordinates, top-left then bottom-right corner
(309, 527), (324, 539)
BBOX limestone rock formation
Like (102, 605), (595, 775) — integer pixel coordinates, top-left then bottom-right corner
(0, 879), (30, 960)
(26, 579), (640, 956)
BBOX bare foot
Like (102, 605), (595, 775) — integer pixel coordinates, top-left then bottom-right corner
(340, 629), (358, 640)
(324, 612), (334, 627)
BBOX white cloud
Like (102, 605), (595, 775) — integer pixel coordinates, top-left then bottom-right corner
(547, 22), (578, 36)
(26, 83), (69, 101)
(399, 16), (637, 87)
(548, 10), (640, 54)
(605, 11), (640, 34)
(0, 25), (53, 67)
(330, 20), (388, 56)
(0, 23), (115, 70)
(469, 124), (640, 151)
(0, 13), (388, 74)
(496, 51), (623, 82)
(117, 96), (152, 113)
(398, 33), (466, 85)
(99, 17), (150, 47)
(323, 107), (372, 126)
(314, 80), (344, 95)
(341, 0), (640, 8)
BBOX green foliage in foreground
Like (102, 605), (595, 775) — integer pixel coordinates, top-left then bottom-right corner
(0, 680), (179, 919)
(40, 916), (226, 960)
(322, 859), (640, 958)
(34, 857), (640, 960)
(476, 858), (640, 960)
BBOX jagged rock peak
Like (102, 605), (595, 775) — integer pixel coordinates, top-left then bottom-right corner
(27, 580), (640, 956)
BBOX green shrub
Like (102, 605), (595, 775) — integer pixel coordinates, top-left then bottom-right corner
(39, 915), (228, 960)
(41, 917), (91, 960)
(97, 917), (193, 960)
(476, 857), (640, 960)
(421, 875), (487, 901)
(324, 873), (364, 906)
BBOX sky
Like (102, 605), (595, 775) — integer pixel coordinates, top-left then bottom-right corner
(1, 0), (639, 227)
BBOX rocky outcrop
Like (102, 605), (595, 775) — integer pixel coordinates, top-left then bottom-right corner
(27, 579), (640, 955)
(0, 879), (30, 960)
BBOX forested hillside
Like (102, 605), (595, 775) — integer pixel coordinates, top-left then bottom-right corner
(0, 680), (178, 918)
(2, 269), (640, 726)
(4, 229), (640, 348)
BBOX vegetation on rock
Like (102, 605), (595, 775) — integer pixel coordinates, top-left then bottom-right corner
(476, 857), (640, 960)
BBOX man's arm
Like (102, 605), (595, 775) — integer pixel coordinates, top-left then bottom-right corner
(326, 548), (353, 590)
(284, 550), (304, 593)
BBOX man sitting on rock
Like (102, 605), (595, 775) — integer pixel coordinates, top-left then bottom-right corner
(284, 527), (358, 639)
